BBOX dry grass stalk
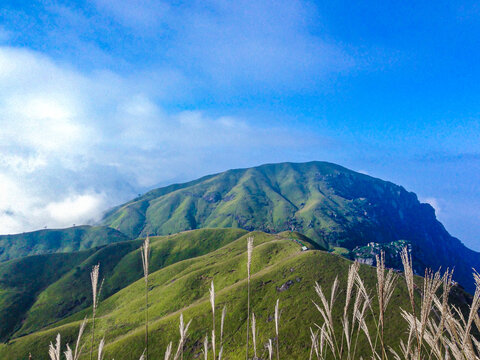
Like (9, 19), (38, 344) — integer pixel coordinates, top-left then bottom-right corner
(210, 281), (216, 359)
(266, 339), (273, 360)
(220, 305), (227, 346)
(203, 335), (208, 360)
(49, 333), (61, 360)
(251, 312), (257, 359)
(313, 278), (339, 357)
(141, 236), (151, 360)
(313, 263), (381, 360)
(174, 313), (192, 360)
(65, 317), (88, 360)
(309, 328), (319, 360)
(274, 298), (280, 360)
(376, 251), (398, 360)
(89, 264), (103, 360)
(164, 342), (172, 360)
(246, 236), (253, 360)
(97, 338), (105, 360)
(400, 246), (421, 359)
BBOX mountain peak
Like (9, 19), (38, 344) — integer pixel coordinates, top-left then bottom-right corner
(101, 161), (479, 291)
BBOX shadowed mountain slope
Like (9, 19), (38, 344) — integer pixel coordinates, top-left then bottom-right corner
(0, 225), (129, 262)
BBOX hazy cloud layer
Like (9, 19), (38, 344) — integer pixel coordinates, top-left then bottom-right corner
(0, 46), (332, 234)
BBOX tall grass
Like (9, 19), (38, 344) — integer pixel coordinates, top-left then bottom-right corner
(45, 240), (480, 360)
(246, 236), (253, 360)
(209, 281), (216, 360)
(140, 236), (151, 359)
(89, 264), (103, 360)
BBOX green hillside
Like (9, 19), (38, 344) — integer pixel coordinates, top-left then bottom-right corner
(0, 229), (428, 359)
(101, 161), (480, 292)
(0, 229), (248, 343)
(0, 225), (129, 262)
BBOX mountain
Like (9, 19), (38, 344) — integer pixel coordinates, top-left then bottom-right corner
(1, 229), (463, 360)
(0, 225), (129, 262)
(102, 161), (480, 292)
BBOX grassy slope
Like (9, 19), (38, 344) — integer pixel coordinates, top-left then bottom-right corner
(101, 161), (480, 292)
(0, 229), (247, 343)
(0, 225), (129, 262)
(0, 251), (96, 342)
(0, 230), (423, 360)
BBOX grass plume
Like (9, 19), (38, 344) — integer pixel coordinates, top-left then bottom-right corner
(246, 236), (253, 360)
(141, 236), (151, 359)
(209, 281), (216, 359)
(89, 264), (103, 360)
(275, 298), (280, 360)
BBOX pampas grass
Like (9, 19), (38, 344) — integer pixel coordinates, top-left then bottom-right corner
(203, 335), (208, 360)
(65, 317), (87, 360)
(89, 264), (103, 360)
(97, 338), (105, 360)
(174, 313), (192, 360)
(376, 251), (398, 360)
(246, 236), (253, 360)
(274, 298), (280, 360)
(267, 338), (273, 360)
(141, 236), (151, 359)
(220, 305), (226, 346)
(251, 312), (257, 359)
(49, 334), (61, 360)
(209, 281), (216, 359)
(164, 342), (173, 360)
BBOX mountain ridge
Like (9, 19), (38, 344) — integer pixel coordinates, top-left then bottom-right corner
(101, 161), (480, 292)
(0, 225), (129, 262)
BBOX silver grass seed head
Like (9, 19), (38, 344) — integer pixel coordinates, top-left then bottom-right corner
(220, 305), (226, 339)
(97, 338), (105, 360)
(209, 281), (215, 315)
(164, 342), (172, 360)
(274, 299), (280, 336)
(247, 237), (253, 276)
(267, 339), (273, 360)
(65, 344), (73, 360)
(49, 333), (61, 360)
(203, 335), (208, 360)
(90, 264), (100, 309)
(251, 312), (257, 356)
(141, 236), (150, 281)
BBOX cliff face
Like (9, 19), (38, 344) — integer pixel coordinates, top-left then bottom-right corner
(101, 161), (479, 291)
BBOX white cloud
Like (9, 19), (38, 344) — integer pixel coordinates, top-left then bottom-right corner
(45, 193), (106, 225)
(0, 46), (330, 234)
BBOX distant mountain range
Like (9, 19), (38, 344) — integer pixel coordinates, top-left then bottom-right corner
(101, 161), (480, 292)
(1, 161), (478, 292)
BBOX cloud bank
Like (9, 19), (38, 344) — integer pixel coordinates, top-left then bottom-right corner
(0, 46), (330, 234)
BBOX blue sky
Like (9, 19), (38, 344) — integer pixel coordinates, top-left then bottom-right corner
(0, 0), (479, 249)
